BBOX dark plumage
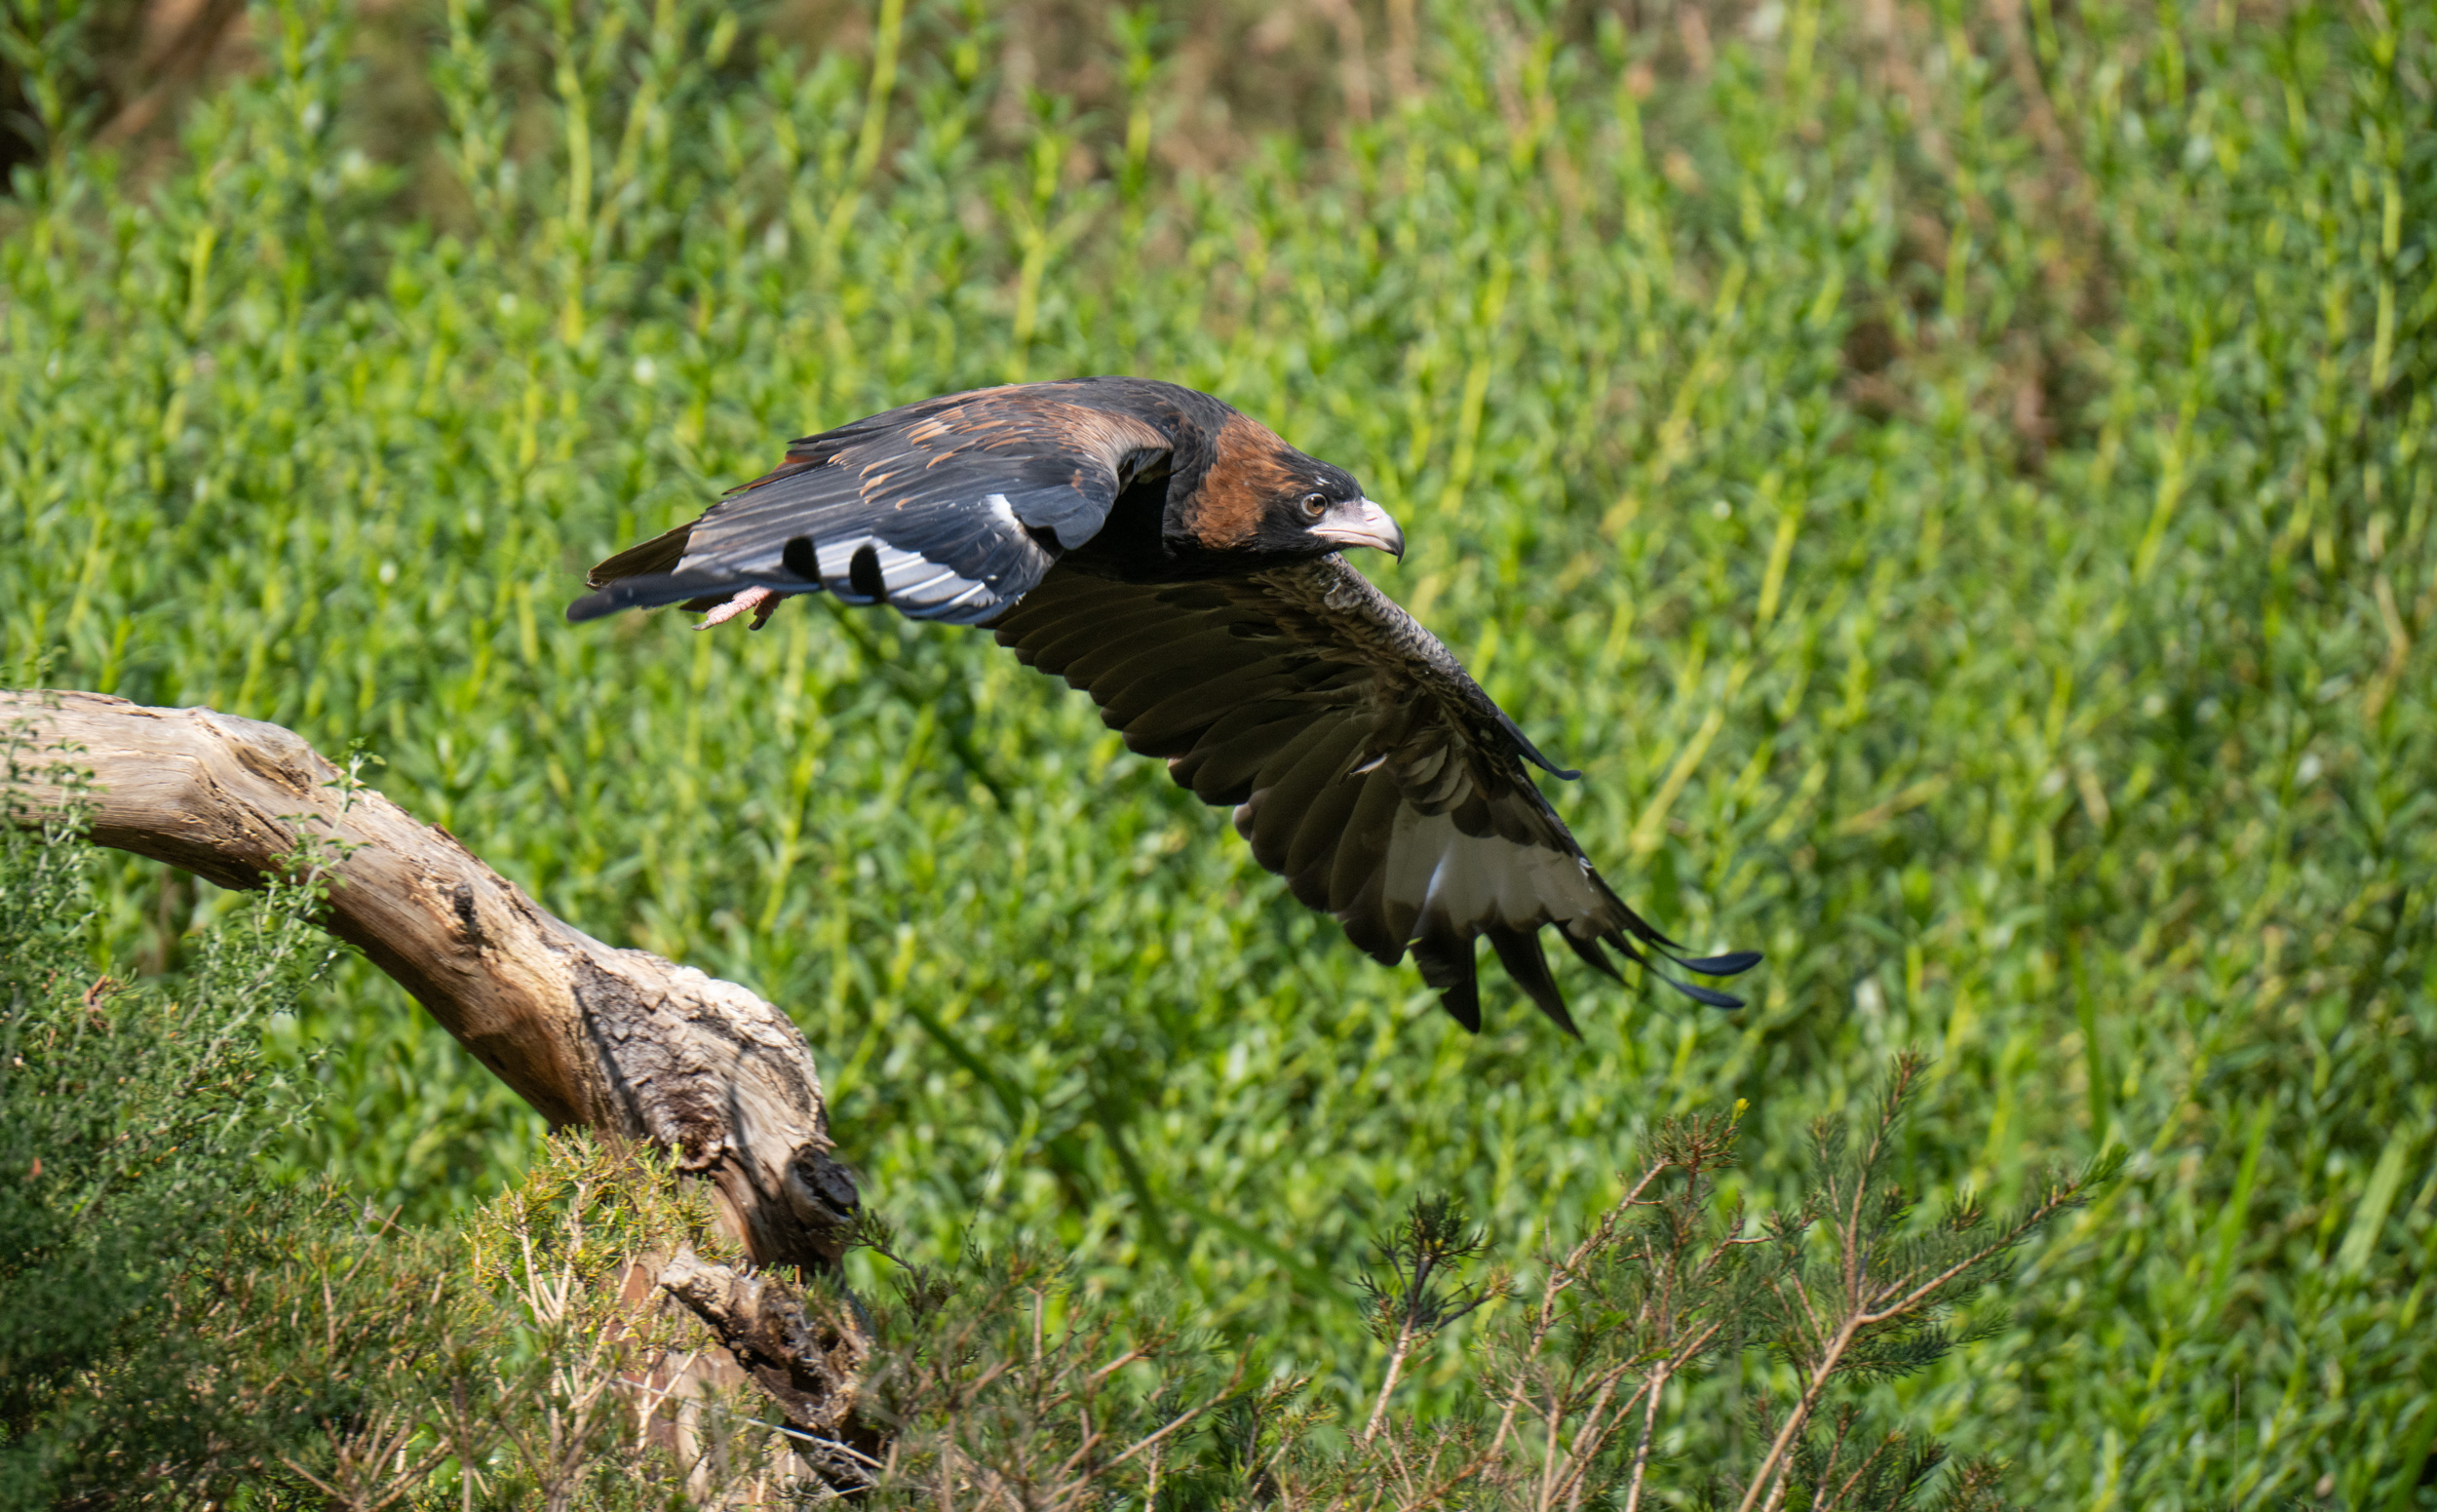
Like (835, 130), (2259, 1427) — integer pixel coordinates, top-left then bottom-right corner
(569, 376), (1758, 1034)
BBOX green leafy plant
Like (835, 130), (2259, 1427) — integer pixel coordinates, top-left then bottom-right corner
(1359, 1193), (1499, 1444)
(0, 759), (774, 1506)
(2, 0), (2431, 1501)
(819, 1053), (2100, 1509)
(0, 726), (336, 1502)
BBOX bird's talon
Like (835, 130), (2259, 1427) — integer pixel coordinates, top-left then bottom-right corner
(694, 585), (778, 630)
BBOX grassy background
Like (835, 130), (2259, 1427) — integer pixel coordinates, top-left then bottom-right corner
(5, 0), (2434, 1501)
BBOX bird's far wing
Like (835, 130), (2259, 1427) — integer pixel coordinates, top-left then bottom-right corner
(567, 386), (1171, 628)
(988, 557), (1760, 1034)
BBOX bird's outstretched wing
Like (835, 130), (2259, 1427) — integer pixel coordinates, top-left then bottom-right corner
(567, 385), (1171, 627)
(989, 557), (1760, 1033)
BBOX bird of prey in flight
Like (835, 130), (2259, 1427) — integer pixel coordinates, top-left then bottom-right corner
(569, 376), (1757, 1034)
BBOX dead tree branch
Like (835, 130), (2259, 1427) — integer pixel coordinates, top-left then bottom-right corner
(0, 688), (858, 1277)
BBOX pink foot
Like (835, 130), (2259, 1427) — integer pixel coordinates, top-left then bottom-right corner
(694, 586), (779, 630)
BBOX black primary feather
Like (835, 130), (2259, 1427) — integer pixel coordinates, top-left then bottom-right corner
(991, 555), (1761, 1032)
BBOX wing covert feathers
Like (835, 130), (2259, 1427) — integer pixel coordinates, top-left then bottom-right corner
(992, 556), (1760, 1033)
(568, 384), (1170, 627)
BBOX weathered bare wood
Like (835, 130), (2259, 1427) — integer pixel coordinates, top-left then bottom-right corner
(661, 1246), (877, 1486)
(0, 688), (858, 1272)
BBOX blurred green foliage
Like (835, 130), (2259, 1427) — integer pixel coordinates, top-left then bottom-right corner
(0, 743), (329, 1500)
(0, 798), (773, 1503)
(3, 0), (2432, 1503)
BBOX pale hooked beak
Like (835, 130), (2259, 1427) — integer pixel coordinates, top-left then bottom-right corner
(1311, 497), (1406, 561)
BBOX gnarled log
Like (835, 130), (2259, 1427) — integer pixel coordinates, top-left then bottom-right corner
(661, 1247), (881, 1489)
(0, 689), (858, 1275)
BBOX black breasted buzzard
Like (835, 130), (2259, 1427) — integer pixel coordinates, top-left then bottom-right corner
(569, 376), (1757, 1033)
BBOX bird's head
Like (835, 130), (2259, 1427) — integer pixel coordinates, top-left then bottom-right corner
(1182, 413), (1406, 564)
(1262, 463), (1406, 562)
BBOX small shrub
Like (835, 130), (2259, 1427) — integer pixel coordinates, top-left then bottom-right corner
(0, 727), (338, 1502)
(0, 756), (773, 1507)
(833, 1052), (2106, 1509)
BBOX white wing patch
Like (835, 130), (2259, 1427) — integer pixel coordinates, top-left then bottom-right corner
(674, 526), (1017, 627)
(1376, 806), (1605, 939)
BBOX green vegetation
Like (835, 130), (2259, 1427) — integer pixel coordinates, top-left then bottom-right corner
(4, 0), (2433, 1503)
(835, 1056), (2104, 1510)
(0, 769), (783, 1503)
(0, 793), (774, 1502)
(0, 797), (2075, 1511)
(0, 746), (327, 1499)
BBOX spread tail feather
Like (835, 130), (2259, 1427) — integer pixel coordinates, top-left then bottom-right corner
(566, 567), (756, 622)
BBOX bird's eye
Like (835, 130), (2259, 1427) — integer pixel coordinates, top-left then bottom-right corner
(1300, 491), (1329, 520)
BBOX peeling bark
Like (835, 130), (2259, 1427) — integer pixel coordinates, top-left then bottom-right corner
(0, 689), (857, 1273)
